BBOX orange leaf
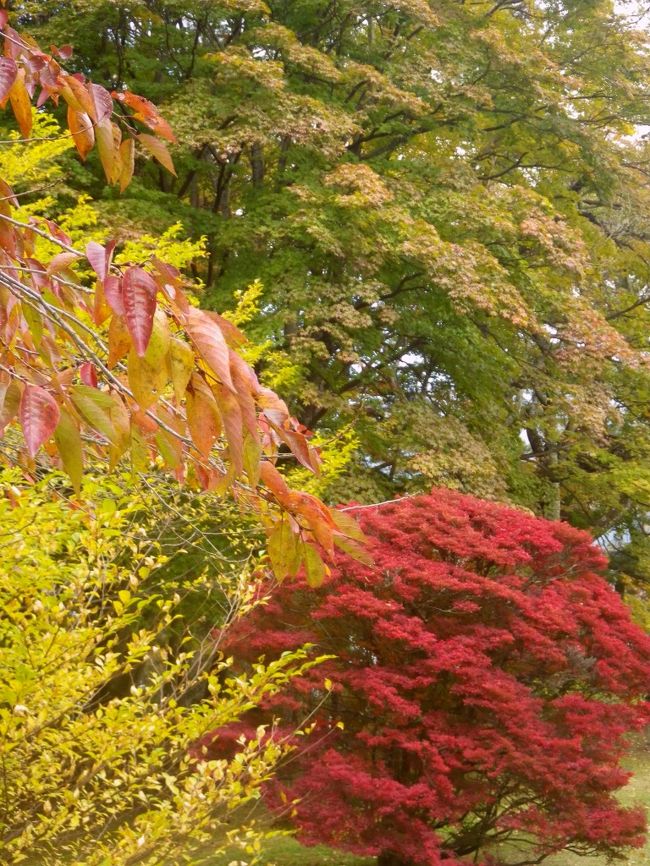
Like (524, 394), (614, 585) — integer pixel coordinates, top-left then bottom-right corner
(107, 314), (131, 367)
(67, 106), (94, 160)
(118, 138), (135, 192)
(212, 380), (244, 475)
(60, 74), (95, 116)
(9, 67), (31, 138)
(95, 118), (121, 184)
(138, 133), (176, 176)
(186, 374), (222, 458)
(113, 90), (176, 142)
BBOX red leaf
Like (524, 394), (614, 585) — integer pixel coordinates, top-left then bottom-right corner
(104, 274), (124, 316)
(122, 267), (157, 356)
(79, 362), (98, 387)
(19, 384), (60, 457)
(0, 57), (17, 104)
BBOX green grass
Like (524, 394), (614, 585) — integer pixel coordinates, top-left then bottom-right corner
(205, 747), (649, 866)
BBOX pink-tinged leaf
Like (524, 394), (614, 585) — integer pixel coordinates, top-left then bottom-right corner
(89, 82), (112, 123)
(0, 10), (8, 31)
(260, 460), (291, 503)
(138, 133), (176, 176)
(282, 426), (321, 473)
(122, 267), (157, 356)
(79, 362), (98, 387)
(19, 384), (60, 457)
(86, 239), (115, 282)
(52, 44), (73, 60)
(0, 57), (17, 104)
(185, 306), (234, 390)
(47, 252), (78, 274)
(104, 275), (124, 316)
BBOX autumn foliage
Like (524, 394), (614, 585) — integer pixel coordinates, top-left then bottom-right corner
(212, 491), (650, 866)
(0, 17), (360, 581)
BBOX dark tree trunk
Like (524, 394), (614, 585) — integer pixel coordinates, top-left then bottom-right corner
(377, 852), (410, 866)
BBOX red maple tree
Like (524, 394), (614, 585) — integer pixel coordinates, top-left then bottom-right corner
(204, 490), (650, 866)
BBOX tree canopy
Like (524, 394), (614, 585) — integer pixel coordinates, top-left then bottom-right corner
(215, 490), (650, 866)
(11, 0), (650, 603)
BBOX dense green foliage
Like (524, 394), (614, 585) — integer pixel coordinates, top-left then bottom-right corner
(13, 0), (650, 607)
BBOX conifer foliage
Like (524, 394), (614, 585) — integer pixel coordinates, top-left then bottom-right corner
(215, 491), (650, 866)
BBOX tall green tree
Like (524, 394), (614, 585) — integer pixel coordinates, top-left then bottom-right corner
(14, 0), (650, 603)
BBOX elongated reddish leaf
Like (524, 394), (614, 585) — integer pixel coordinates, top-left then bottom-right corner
(19, 384), (60, 457)
(113, 91), (176, 142)
(138, 133), (176, 176)
(86, 239), (115, 283)
(122, 267), (157, 355)
(89, 82), (112, 123)
(0, 57), (17, 104)
(104, 274), (124, 316)
(185, 306), (234, 390)
(79, 361), (98, 387)
(67, 107), (94, 160)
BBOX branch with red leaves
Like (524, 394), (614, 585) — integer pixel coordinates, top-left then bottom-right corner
(0, 16), (360, 581)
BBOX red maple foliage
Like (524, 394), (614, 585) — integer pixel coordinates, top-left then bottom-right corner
(203, 491), (650, 866)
